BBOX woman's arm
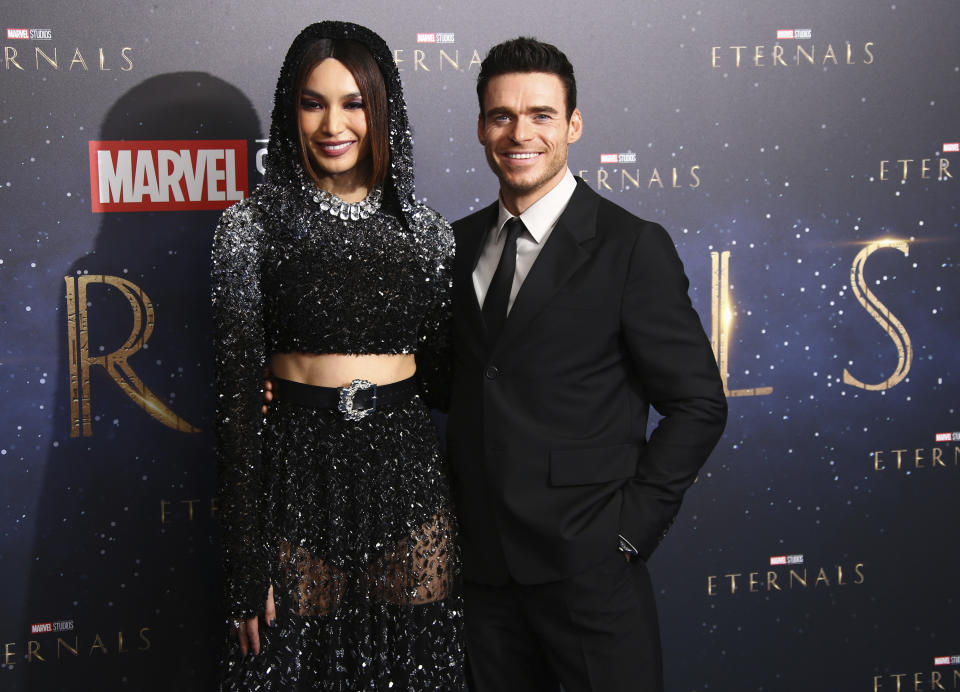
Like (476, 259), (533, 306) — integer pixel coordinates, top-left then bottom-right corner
(211, 203), (272, 641)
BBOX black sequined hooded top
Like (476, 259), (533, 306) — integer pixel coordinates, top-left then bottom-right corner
(210, 21), (453, 618)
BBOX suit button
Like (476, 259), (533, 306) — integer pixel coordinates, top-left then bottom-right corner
(485, 365), (500, 379)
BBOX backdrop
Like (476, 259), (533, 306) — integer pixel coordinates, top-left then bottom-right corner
(1, 1), (958, 690)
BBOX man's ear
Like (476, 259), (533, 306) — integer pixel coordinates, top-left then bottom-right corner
(567, 108), (583, 144)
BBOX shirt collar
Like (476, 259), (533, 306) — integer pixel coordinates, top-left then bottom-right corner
(494, 168), (577, 244)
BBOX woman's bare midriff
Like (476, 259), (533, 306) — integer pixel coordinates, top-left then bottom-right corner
(270, 352), (416, 388)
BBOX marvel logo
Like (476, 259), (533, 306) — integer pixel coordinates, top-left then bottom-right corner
(6, 28), (29, 39)
(416, 32), (454, 43)
(770, 554), (804, 565)
(88, 140), (249, 212)
(30, 623), (52, 634)
(600, 154), (619, 164)
(776, 29), (812, 39)
(943, 143), (959, 153)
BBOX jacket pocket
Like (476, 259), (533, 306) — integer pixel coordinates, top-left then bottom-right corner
(549, 444), (638, 486)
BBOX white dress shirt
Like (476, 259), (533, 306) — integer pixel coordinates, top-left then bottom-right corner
(472, 168), (578, 313)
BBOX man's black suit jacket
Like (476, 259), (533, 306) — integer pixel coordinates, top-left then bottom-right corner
(447, 178), (727, 586)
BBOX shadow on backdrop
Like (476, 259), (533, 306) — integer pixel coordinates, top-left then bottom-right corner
(22, 72), (261, 692)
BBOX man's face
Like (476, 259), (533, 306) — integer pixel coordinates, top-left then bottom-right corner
(478, 72), (582, 206)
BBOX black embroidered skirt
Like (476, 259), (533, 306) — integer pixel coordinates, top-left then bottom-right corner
(221, 381), (464, 690)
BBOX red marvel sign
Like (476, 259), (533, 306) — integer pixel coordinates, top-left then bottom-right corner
(88, 140), (249, 212)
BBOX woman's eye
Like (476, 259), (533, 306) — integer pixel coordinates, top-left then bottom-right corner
(300, 99), (322, 110)
(345, 100), (365, 110)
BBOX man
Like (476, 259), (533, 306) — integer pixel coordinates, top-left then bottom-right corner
(446, 37), (727, 691)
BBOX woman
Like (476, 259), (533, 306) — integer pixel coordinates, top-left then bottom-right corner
(211, 21), (463, 689)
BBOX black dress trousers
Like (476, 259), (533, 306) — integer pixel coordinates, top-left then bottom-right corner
(463, 551), (663, 692)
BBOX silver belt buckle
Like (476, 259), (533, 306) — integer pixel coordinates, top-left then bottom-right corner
(338, 379), (377, 420)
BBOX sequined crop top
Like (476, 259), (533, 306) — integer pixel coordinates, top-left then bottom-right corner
(213, 191), (452, 358)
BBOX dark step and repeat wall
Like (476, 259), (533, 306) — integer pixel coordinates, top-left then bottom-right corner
(1, 1), (957, 690)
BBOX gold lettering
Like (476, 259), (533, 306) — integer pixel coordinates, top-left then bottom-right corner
(707, 575), (717, 595)
(767, 570), (780, 591)
(913, 672), (923, 691)
(138, 627), (152, 651)
(789, 568), (807, 588)
(121, 47), (134, 71)
(98, 48), (110, 71)
(731, 46), (746, 67)
(4, 642), (15, 665)
(181, 499), (198, 521)
(117, 630), (128, 653)
(65, 276), (200, 436)
(931, 671), (943, 690)
(5, 46), (24, 70)
(880, 160), (890, 181)
(392, 49), (405, 71)
(940, 158), (952, 179)
(753, 45), (765, 67)
(914, 448), (925, 468)
(921, 158), (931, 179)
(892, 673), (906, 692)
(836, 564), (845, 585)
(748, 572), (760, 592)
(873, 450), (885, 471)
(874, 675), (882, 692)
(842, 240), (912, 390)
(414, 49), (429, 71)
(898, 159), (913, 179)
(933, 447), (945, 467)
(893, 449), (907, 469)
(57, 636), (78, 658)
(35, 46), (57, 70)
(710, 251), (773, 397)
(469, 49), (482, 70)
(648, 168), (663, 188)
(772, 44), (786, 66)
(160, 499), (171, 523)
(671, 167), (681, 188)
(823, 43), (838, 65)
(796, 44), (814, 65)
(690, 165), (701, 188)
(621, 168), (641, 190)
(725, 573), (741, 593)
(69, 48), (89, 71)
(597, 168), (612, 191)
(864, 42), (875, 64)
(439, 49), (458, 71)
(89, 633), (108, 655)
(27, 640), (45, 662)
(854, 563), (865, 584)
(711, 46), (721, 67)
(815, 567), (830, 587)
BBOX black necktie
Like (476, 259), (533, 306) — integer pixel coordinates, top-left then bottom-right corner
(482, 217), (525, 342)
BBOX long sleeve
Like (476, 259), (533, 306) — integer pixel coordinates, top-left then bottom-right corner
(619, 223), (727, 559)
(415, 215), (455, 412)
(210, 202), (270, 619)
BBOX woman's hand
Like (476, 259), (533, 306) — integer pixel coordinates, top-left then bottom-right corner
(261, 369), (274, 415)
(236, 585), (276, 655)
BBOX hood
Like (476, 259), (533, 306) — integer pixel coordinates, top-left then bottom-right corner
(262, 21), (416, 217)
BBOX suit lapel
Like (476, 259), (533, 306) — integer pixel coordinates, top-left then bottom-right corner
(493, 180), (599, 355)
(454, 202), (497, 354)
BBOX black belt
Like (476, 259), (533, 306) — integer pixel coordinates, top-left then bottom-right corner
(272, 376), (418, 421)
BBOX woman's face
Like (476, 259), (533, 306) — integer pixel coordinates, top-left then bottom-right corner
(298, 58), (371, 193)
